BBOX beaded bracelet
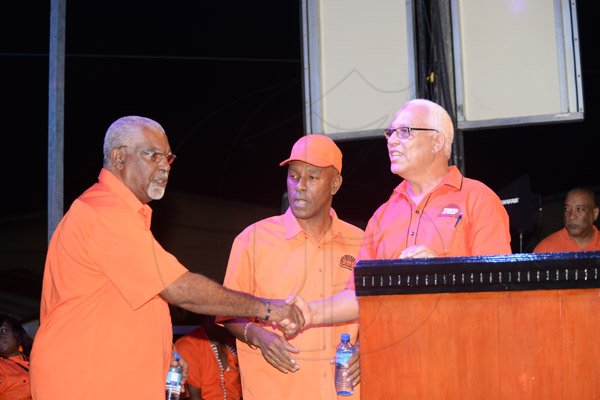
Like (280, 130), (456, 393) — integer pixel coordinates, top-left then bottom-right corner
(243, 322), (257, 349)
(243, 321), (252, 343)
(263, 299), (271, 322)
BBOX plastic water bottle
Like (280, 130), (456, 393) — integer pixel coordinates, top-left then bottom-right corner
(166, 352), (183, 400)
(335, 333), (355, 396)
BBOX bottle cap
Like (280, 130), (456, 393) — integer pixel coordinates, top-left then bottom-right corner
(341, 333), (350, 342)
(173, 352), (181, 361)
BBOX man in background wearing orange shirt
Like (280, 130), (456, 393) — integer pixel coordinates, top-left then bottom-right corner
(175, 316), (242, 400)
(29, 116), (304, 400)
(218, 135), (364, 399)
(534, 187), (600, 253)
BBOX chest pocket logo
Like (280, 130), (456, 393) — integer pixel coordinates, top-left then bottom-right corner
(340, 255), (356, 270)
(439, 203), (461, 218)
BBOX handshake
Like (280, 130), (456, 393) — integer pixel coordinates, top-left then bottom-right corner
(242, 290), (359, 377)
(264, 295), (312, 337)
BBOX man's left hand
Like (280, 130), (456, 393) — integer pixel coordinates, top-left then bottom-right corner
(399, 244), (437, 258)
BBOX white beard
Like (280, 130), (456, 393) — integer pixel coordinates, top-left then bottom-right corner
(148, 182), (166, 200)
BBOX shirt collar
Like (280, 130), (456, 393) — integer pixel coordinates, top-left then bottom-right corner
(395, 165), (463, 196)
(283, 207), (341, 240)
(98, 168), (153, 226)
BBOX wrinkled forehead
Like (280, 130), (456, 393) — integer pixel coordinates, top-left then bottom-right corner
(137, 128), (171, 150)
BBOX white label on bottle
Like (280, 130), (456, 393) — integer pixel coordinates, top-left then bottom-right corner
(336, 351), (352, 366)
(167, 371), (182, 385)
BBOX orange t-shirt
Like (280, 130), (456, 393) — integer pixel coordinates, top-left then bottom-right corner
(348, 166), (511, 289)
(219, 209), (364, 400)
(175, 327), (242, 400)
(0, 356), (30, 400)
(533, 226), (600, 253)
(30, 169), (188, 400)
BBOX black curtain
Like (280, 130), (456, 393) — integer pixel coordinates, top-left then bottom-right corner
(413, 0), (464, 172)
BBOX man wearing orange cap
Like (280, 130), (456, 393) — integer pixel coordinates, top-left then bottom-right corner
(218, 134), (364, 399)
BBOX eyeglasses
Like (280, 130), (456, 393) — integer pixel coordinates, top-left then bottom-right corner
(120, 146), (177, 165)
(140, 149), (177, 165)
(383, 126), (440, 140)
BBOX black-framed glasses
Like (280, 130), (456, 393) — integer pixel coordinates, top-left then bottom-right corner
(383, 126), (440, 140)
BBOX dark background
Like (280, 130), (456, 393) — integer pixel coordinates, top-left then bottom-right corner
(1, 1), (598, 323)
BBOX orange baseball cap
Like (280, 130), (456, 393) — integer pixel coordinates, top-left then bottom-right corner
(279, 134), (342, 173)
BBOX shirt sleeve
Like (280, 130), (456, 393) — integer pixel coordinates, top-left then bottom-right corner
(466, 187), (512, 255)
(87, 206), (188, 310)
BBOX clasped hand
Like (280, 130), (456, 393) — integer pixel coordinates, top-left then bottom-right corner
(269, 295), (311, 337)
(266, 297), (309, 336)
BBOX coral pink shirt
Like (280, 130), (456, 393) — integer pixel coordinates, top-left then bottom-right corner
(534, 226), (600, 253)
(349, 167), (511, 289)
(220, 208), (364, 399)
(30, 169), (188, 400)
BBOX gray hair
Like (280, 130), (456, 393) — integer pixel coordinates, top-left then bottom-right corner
(102, 116), (165, 166)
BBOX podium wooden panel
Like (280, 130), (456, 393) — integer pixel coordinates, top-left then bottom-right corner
(354, 252), (600, 399)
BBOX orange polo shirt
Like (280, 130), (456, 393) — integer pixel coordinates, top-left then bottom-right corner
(0, 356), (30, 400)
(219, 208), (364, 400)
(533, 226), (600, 253)
(349, 166), (511, 289)
(175, 327), (242, 400)
(30, 169), (188, 400)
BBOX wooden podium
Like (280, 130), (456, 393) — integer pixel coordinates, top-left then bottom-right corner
(354, 251), (600, 399)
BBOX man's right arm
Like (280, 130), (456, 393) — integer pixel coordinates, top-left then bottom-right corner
(224, 318), (300, 373)
(160, 272), (304, 329)
(295, 288), (359, 326)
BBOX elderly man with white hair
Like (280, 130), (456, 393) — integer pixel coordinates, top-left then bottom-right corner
(296, 98), (512, 328)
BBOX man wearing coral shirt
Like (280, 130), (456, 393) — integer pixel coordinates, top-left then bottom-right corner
(534, 187), (600, 253)
(298, 99), (511, 329)
(29, 116), (304, 400)
(219, 135), (364, 399)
